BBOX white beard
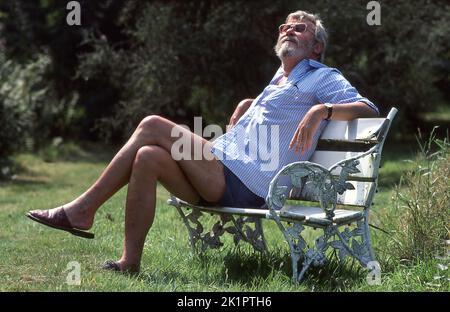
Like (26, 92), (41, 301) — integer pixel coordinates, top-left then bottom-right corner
(275, 38), (313, 59)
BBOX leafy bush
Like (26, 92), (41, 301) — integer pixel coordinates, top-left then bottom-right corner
(388, 129), (449, 261)
(0, 53), (81, 177)
(1, 0), (449, 142)
(77, 2), (281, 140)
(0, 55), (33, 159)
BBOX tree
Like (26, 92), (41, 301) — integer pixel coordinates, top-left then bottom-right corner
(0, 0), (448, 146)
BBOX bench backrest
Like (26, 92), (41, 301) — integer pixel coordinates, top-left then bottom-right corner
(292, 108), (398, 208)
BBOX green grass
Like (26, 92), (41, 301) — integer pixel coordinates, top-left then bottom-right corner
(421, 104), (450, 123)
(0, 143), (448, 292)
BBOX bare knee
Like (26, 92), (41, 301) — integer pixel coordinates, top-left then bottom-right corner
(133, 145), (168, 173)
(138, 115), (167, 134)
(134, 115), (171, 145)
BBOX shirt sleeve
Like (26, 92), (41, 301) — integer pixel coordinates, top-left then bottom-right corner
(316, 69), (379, 116)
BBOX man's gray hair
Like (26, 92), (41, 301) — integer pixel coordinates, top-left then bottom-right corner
(286, 10), (328, 63)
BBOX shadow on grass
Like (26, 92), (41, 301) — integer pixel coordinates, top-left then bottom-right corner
(96, 238), (369, 290)
(301, 257), (367, 291)
(5, 178), (49, 187)
(220, 248), (292, 282)
(0, 171), (50, 188)
(213, 248), (366, 290)
(38, 141), (116, 164)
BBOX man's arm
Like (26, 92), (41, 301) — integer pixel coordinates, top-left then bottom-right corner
(227, 98), (254, 131)
(289, 101), (378, 154)
(316, 101), (378, 120)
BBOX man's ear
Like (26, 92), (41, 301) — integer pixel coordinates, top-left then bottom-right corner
(313, 42), (323, 56)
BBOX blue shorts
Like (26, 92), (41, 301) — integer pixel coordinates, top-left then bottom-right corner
(201, 165), (266, 208)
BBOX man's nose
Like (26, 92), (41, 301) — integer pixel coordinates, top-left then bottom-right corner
(285, 26), (295, 35)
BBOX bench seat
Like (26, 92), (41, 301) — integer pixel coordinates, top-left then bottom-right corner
(280, 205), (364, 226)
(169, 197), (364, 226)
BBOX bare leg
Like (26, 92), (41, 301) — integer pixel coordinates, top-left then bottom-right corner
(56, 115), (225, 230)
(115, 145), (202, 271)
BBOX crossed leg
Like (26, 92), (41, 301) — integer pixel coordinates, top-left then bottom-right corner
(119, 144), (220, 272)
(30, 115), (226, 272)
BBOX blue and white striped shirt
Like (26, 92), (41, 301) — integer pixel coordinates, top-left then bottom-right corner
(211, 59), (378, 199)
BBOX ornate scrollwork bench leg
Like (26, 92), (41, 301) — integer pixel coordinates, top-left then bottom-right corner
(267, 161), (339, 282)
(292, 208), (377, 282)
(229, 216), (267, 253)
(328, 210), (376, 268)
(170, 196), (267, 254)
(296, 226), (335, 282)
(271, 217), (308, 282)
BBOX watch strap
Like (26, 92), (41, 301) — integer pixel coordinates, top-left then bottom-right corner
(324, 103), (333, 120)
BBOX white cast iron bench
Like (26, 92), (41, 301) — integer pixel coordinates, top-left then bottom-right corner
(168, 107), (398, 282)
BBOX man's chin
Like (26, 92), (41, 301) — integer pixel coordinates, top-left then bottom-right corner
(279, 49), (302, 58)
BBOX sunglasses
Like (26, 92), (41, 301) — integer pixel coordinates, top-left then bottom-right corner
(278, 23), (314, 34)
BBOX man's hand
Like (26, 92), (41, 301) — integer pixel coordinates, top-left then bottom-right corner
(289, 101), (378, 155)
(227, 98), (254, 131)
(289, 104), (327, 155)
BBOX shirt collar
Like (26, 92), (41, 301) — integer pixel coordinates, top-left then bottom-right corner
(286, 59), (311, 82)
(272, 59), (327, 84)
(308, 59), (327, 69)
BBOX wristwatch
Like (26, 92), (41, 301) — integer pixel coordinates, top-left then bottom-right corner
(324, 103), (333, 120)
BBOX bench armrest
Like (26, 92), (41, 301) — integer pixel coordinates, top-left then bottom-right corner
(266, 143), (381, 219)
(266, 161), (337, 219)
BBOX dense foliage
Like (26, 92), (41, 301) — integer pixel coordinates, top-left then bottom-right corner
(0, 0), (449, 156)
(389, 131), (449, 261)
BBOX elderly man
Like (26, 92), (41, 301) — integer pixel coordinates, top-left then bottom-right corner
(27, 10), (378, 273)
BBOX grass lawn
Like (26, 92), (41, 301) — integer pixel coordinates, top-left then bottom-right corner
(0, 142), (448, 292)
